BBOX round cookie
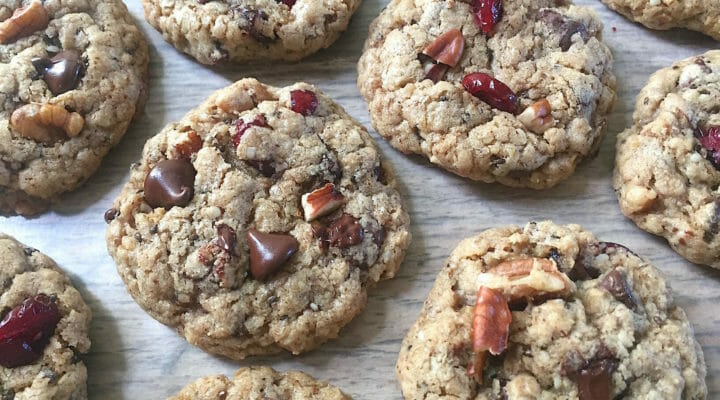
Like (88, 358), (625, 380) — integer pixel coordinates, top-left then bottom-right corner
(142, 0), (360, 65)
(0, 233), (92, 400)
(169, 366), (350, 399)
(600, 0), (720, 41)
(357, 0), (616, 189)
(396, 221), (706, 399)
(106, 78), (411, 360)
(0, 0), (149, 216)
(614, 51), (720, 268)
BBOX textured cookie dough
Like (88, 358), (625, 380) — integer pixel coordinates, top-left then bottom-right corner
(614, 51), (720, 268)
(106, 78), (411, 360)
(169, 366), (351, 400)
(600, 0), (720, 40)
(142, 0), (360, 65)
(357, 0), (616, 189)
(0, 233), (92, 400)
(396, 221), (706, 399)
(0, 0), (149, 216)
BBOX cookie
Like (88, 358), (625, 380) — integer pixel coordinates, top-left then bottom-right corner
(142, 0), (360, 65)
(0, 0), (149, 216)
(106, 78), (411, 360)
(600, 0), (720, 41)
(396, 221), (706, 399)
(357, 0), (616, 189)
(169, 366), (350, 399)
(614, 51), (720, 268)
(0, 233), (92, 400)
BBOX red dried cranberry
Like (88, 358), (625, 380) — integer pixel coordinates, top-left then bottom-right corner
(695, 125), (720, 169)
(462, 72), (518, 113)
(0, 294), (61, 368)
(233, 114), (268, 148)
(290, 90), (318, 116)
(472, 0), (503, 35)
(276, 0), (296, 7)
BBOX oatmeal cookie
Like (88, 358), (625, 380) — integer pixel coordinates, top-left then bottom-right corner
(396, 221), (706, 399)
(614, 51), (720, 268)
(0, 233), (92, 400)
(0, 0), (149, 216)
(357, 0), (616, 189)
(169, 366), (350, 399)
(106, 78), (411, 360)
(142, 0), (360, 65)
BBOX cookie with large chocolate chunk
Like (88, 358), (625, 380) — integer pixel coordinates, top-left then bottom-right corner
(169, 366), (350, 400)
(141, 0), (360, 65)
(106, 78), (411, 360)
(0, 0), (149, 216)
(397, 222), (706, 399)
(357, 0), (616, 189)
(614, 51), (720, 268)
(0, 233), (92, 400)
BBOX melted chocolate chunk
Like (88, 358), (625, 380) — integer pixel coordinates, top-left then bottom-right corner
(599, 268), (637, 310)
(327, 214), (364, 249)
(104, 208), (120, 223)
(245, 159), (276, 177)
(538, 9), (589, 51)
(247, 229), (299, 280)
(143, 159), (196, 209)
(216, 224), (237, 254)
(32, 50), (84, 95)
(563, 345), (618, 400)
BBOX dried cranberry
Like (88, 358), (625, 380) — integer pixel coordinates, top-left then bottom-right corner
(695, 125), (720, 169)
(0, 295), (61, 368)
(462, 72), (518, 113)
(472, 0), (503, 35)
(275, 0), (296, 7)
(233, 114), (268, 148)
(290, 90), (318, 116)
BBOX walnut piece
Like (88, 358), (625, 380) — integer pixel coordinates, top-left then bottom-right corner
(476, 257), (575, 302)
(0, 1), (49, 44)
(10, 103), (84, 144)
(518, 99), (554, 133)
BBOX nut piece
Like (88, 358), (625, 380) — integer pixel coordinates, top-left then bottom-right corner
(0, 1), (49, 44)
(301, 183), (345, 221)
(477, 257), (575, 302)
(517, 99), (554, 133)
(422, 29), (465, 68)
(10, 103), (84, 144)
(469, 286), (511, 382)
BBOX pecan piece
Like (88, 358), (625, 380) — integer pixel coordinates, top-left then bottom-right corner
(422, 29), (464, 67)
(10, 103), (84, 144)
(469, 286), (511, 382)
(517, 99), (554, 133)
(476, 257), (575, 302)
(301, 183), (345, 221)
(0, 1), (49, 44)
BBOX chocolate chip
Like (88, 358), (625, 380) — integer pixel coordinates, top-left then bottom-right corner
(327, 214), (364, 249)
(695, 57), (712, 74)
(311, 222), (329, 251)
(239, 8), (273, 43)
(143, 159), (196, 209)
(559, 21), (589, 51)
(568, 248), (601, 282)
(704, 199), (720, 242)
(563, 345), (618, 400)
(104, 208), (120, 223)
(32, 50), (84, 95)
(22, 247), (37, 256)
(216, 224), (236, 254)
(373, 226), (385, 247)
(245, 159), (275, 177)
(599, 268), (637, 310)
(247, 229), (299, 280)
(373, 164), (387, 184)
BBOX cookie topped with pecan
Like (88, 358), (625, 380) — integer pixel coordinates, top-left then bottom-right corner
(615, 51), (720, 269)
(0, 0), (149, 216)
(357, 0), (616, 189)
(105, 78), (411, 360)
(141, 0), (360, 65)
(396, 221), (706, 399)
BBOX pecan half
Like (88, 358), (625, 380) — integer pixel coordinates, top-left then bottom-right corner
(476, 257), (575, 302)
(10, 103), (84, 144)
(517, 99), (554, 133)
(0, 1), (49, 44)
(469, 286), (511, 382)
(301, 183), (345, 221)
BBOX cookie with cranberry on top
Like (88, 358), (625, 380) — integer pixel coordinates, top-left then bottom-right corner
(614, 51), (720, 269)
(397, 221), (706, 399)
(105, 78), (411, 360)
(0, 233), (92, 400)
(357, 0), (616, 189)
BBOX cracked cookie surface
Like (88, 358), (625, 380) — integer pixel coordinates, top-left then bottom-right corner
(106, 78), (411, 360)
(600, 0), (720, 40)
(142, 0), (360, 65)
(614, 51), (720, 268)
(0, 233), (92, 400)
(357, 0), (616, 189)
(0, 0), (149, 216)
(396, 221), (706, 399)
(169, 366), (351, 400)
